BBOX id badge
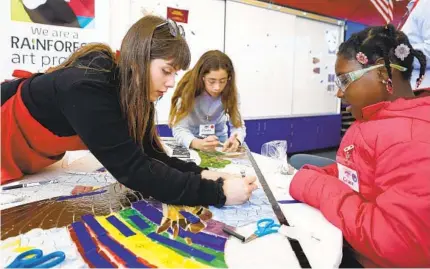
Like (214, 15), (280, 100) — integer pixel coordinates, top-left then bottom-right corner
(336, 155), (359, 192)
(199, 124), (215, 137)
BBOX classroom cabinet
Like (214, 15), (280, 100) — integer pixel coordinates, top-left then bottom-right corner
(157, 114), (342, 154)
(244, 115), (341, 154)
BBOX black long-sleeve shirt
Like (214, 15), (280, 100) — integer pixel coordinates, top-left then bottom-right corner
(1, 51), (226, 207)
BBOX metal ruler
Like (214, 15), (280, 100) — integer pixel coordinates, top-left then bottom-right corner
(244, 143), (311, 268)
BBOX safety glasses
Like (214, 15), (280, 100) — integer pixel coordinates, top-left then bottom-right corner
(335, 63), (407, 92)
(155, 18), (185, 38)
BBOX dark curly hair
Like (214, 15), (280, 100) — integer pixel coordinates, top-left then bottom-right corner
(338, 24), (426, 87)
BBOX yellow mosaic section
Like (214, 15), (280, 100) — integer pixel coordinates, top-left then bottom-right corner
(95, 214), (207, 268)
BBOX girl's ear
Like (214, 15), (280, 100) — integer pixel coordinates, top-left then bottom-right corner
(375, 57), (389, 81)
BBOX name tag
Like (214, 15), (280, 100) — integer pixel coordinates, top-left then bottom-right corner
(337, 163), (359, 192)
(199, 124), (215, 136)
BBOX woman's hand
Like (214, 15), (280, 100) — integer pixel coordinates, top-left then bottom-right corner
(222, 133), (241, 152)
(191, 135), (219, 152)
(201, 170), (243, 181)
(223, 176), (258, 205)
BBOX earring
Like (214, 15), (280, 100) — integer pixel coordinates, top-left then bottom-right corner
(387, 79), (393, 94)
(416, 75), (424, 89)
(382, 79), (393, 94)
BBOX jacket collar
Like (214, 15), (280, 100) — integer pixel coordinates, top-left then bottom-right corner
(361, 96), (430, 120)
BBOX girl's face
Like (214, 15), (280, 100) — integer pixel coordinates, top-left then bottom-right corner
(335, 55), (387, 120)
(149, 59), (178, 102)
(203, 69), (229, 98)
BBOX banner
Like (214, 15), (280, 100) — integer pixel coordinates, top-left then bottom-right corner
(167, 7), (189, 23)
(1, 0), (110, 81)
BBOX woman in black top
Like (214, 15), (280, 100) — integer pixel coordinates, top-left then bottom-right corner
(1, 15), (258, 207)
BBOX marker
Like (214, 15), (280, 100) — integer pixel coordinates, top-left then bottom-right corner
(222, 227), (245, 242)
(278, 200), (302, 204)
(2, 179), (59, 191)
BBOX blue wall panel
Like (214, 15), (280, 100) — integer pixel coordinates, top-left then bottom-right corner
(157, 124), (172, 137)
(157, 114), (341, 154)
(345, 21), (367, 40)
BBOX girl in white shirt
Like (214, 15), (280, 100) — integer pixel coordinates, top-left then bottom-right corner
(400, 0), (430, 96)
(169, 50), (246, 152)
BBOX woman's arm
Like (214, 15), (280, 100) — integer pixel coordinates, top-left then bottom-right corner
(57, 77), (225, 207)
(143, 136), (205, 174)
(172, 116), (197, 149)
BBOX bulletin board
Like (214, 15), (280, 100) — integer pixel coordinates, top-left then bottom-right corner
(291, 17), (343, 115)
(224, 0), (344, 119)
(224, 0), (297, 119)
(128, 0), (226, 124)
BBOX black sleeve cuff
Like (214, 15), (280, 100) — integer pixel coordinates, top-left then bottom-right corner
(191, 163), (206, 174)
(199, 177), (226, 208)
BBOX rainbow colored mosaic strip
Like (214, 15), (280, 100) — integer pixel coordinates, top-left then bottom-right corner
(68, 200), (228, 268)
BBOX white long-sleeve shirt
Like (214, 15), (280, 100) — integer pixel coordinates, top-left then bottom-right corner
(172, 91), (246, 148)
(401, 0), (430, 89)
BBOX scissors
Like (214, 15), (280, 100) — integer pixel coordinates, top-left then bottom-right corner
(6, 249), (66, 268)
(244, 218), (281, 243)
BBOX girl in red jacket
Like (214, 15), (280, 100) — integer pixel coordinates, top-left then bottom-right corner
(1, 15), (258, 207)
(290, 24), (430, 267)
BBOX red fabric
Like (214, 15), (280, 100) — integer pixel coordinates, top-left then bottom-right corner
(290, 97), (430, 267)
(271, 0), (408, 26)
(12, 70), (33, 79)
(1, 80), (87, 184)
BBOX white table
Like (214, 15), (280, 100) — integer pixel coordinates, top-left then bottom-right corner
(0, 149), (343, 268)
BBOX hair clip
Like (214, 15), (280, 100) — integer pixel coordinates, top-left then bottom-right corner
(394, 44), (410, 61)
(356, 52), (368, 65)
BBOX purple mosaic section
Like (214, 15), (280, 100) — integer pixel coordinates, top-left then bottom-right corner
(179, 210), (200, 224)
(132, 200), (227, 251)
(106, 215), (135, 237)
(97, 234), (148, 268)
(71, 222), (114, 268)
(128, 215), (150, 230)
(81, 215), (107, 236)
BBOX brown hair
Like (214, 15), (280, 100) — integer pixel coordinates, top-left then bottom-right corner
(48, 15), (191, 149)
(169, 50), (242, 127)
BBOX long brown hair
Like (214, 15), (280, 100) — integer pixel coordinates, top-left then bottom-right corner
(46, 43), (116, 73)
(169, 50), (242, 127)
(48, 16), (191, 149)
(118, 15), (190, 149)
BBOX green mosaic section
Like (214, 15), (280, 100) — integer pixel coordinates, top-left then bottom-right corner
(197, 151), (231, 169)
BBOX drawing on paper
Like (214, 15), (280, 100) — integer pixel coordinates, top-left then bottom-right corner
(1, 138), (278, 268)
(1, 184), (229, 268)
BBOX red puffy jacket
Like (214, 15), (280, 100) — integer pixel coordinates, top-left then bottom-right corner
(290, 96), (430, 267)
